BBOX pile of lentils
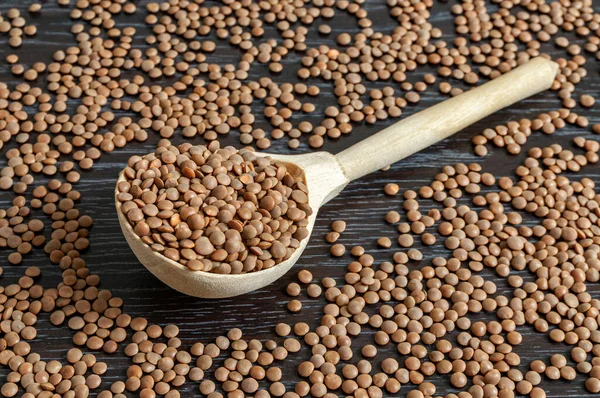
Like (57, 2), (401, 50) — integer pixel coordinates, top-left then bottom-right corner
(117, 141), (311, 273)
(0, 0), (599, 397)
(312, 137), (600, 398)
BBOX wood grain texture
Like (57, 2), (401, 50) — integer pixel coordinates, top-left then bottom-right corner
(0, 1), (598, 397)
(336, 57), (558, 181)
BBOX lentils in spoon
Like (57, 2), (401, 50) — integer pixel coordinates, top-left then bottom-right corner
(117, 141), (312, 274)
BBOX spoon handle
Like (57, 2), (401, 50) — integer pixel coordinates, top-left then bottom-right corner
(335, 57), (559, 182)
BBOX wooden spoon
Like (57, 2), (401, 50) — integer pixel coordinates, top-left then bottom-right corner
(116, 57), (558, 298)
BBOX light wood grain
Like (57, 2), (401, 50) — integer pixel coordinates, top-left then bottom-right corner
(115, 58), (558, 299)
(336, 57), (559, 181)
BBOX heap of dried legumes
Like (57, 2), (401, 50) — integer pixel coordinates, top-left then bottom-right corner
(117, 141), (311, 273)
(0, 0), (600, 397)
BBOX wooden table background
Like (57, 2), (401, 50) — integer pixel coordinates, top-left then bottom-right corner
(0, 0), (599, 397)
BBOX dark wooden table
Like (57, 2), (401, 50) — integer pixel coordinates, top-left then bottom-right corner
(0, 1), (599, 397)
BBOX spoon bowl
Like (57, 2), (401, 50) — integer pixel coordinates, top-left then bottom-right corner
(116, 57), (559, 298)
(115, 151), (349, 298)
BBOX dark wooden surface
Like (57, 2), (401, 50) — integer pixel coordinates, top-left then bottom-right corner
(0, 0), (599, 397)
